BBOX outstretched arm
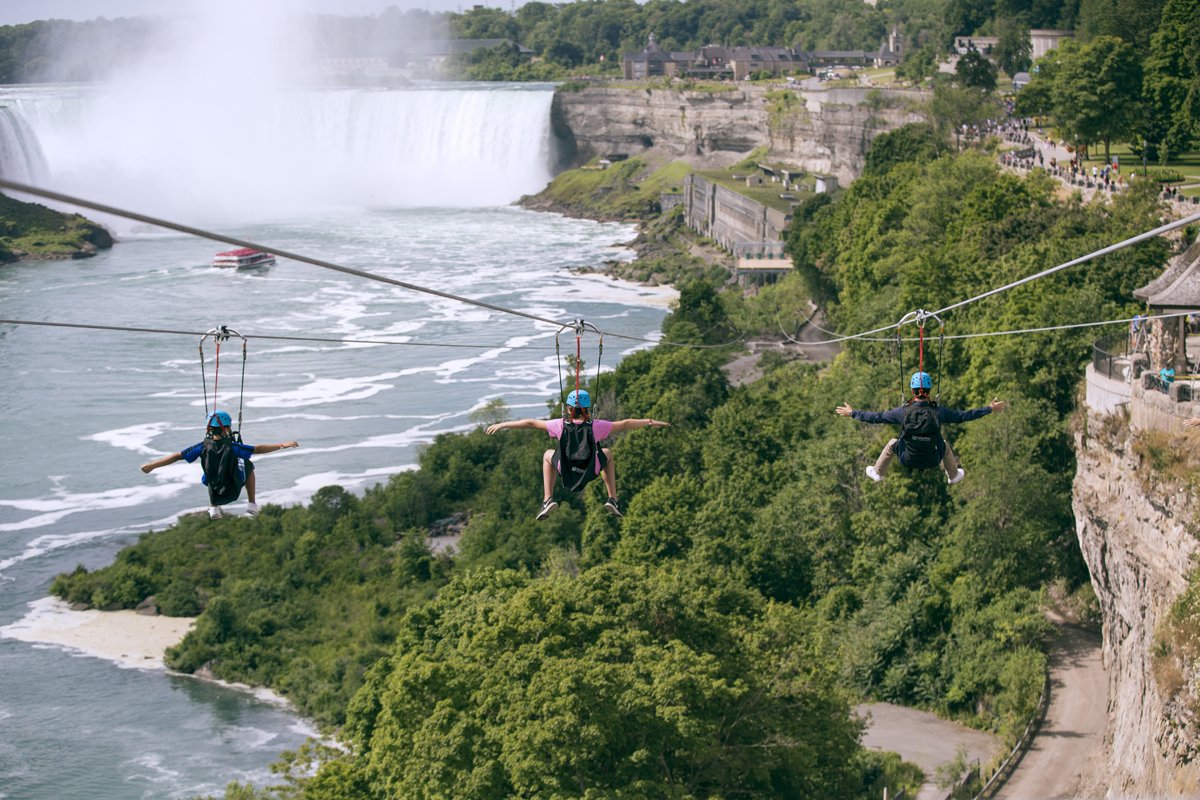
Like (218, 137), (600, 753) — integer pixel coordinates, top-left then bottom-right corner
(941, 399), (1007, 424)
(486, 419), (551, 435)
(838, 403), (904, 424)
(610, 418), (670, 433)
(141, 452), (183, 473)
(253, 441), (299, 455)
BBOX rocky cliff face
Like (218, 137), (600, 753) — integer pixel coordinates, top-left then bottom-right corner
(551, 85), (925, 185)
(1074, 405), (1200, 798)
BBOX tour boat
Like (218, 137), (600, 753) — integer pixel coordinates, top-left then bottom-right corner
(213, 248), (275, 269)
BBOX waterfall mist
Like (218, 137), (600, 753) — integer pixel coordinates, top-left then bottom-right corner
(15, 1), (556, 226)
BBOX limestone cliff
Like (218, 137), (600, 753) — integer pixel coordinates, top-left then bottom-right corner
(551, 84), (925, 186)
(1074, 395), (1200, 798)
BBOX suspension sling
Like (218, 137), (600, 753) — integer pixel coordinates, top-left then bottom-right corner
(553, 321), (606, 492)
(197, 326), (250, 505)
(198, 325), (248, 440)
(554, 320), (604, 416)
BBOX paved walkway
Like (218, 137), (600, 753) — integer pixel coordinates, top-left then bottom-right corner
(859, 702), (1002, 800)
(993, 623), (1106, 800)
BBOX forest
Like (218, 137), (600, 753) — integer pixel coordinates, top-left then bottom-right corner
(50, 119), (1180, 797)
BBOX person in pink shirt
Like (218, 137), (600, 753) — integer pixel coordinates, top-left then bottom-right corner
(486, 389), (669, 520)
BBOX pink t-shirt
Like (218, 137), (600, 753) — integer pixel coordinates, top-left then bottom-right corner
(546, 418), (614, 474)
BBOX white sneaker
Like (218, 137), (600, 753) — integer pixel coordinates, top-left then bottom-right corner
(208, 506), (223, 520)
(246, 502), (260, 517)
(865, 466), (882, 482)
(947, 468), (965, 485)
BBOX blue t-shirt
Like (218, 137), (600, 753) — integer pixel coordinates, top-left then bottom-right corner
(181, 439), (254, 485)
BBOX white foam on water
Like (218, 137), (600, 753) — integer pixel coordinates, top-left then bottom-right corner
(123, 752), (183, 786)
(222, 725), (279, 751)
(260, 465), (418, 507)
(86, 421), (176, 455)
(0, 482), (190, 532)
(248, 375), (397, 408)
(0, 517), (175, 575)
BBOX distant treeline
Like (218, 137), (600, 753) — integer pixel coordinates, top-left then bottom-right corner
(0, 18), (158, 83)
(0, 0), (1164, 84)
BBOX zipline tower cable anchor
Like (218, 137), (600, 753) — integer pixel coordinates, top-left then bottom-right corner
(198, 325), (248, 439)
(554, 320), (604, 416)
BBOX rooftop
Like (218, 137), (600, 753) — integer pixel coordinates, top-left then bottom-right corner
(1134, 235), (1200, 309)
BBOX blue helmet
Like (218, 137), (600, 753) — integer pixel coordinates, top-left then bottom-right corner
(208, 410), (232, 428)
(565, 389), (591, 409)
(910, 372), (932, 391)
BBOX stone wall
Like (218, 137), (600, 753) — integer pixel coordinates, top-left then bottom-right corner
(551, 84), (926, 186)
(683, 173), (790, 250)
(1074, 395), (1200, 798)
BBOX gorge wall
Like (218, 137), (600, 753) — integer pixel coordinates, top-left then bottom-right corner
(1074, 380), (1200, 798)
(551, 84), (925, 186)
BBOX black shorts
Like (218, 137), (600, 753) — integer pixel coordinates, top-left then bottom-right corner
(551, 447), (607, 489)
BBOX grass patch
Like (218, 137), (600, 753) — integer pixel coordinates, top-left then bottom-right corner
(534, 157), (673, 219)
(1152, 567), (1200, 715)
(0, 192), (112, 260)
(696, 165), (814, 214)
(1132, 429), (1200, 493)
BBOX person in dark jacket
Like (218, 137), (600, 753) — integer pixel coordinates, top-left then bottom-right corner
(835, 372), (1006, 484)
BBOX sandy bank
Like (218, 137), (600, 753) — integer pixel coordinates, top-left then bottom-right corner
(0, 596), (195, 670)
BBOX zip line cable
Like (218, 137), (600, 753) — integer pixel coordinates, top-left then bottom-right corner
(0, 179), (570, 330)
(798, 208), (1200, 345)
(5, 179), (1195, 354)
(0, 318), (551, 349)
(803, 310), (1195, 343)
(0, 178), (741, 352)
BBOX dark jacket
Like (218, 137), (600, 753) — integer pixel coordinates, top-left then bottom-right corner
(851, 400), (992, 465)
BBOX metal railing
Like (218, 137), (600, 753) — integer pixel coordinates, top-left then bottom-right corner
(1093, 332), (1134, 380)
(970, 673), (1052, 800)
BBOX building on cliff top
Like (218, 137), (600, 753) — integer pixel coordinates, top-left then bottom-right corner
(1133, 235), (1200, 374)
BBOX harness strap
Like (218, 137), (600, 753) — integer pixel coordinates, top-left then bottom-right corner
(213, 339), (222, 412)
(237, 338), (247, 438)
(199, 339), (210, 418)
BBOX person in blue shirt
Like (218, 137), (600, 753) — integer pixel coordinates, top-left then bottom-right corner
(140, 410), (299, 519)
(835, 372), (1006, 484)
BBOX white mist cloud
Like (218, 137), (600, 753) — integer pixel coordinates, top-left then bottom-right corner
(0, 1), (503, 26)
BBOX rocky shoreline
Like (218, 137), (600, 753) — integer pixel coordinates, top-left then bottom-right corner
(0, 193), (114, 263)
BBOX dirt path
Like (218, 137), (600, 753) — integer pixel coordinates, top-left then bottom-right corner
(725, 308), (844, 386)
(859, 702), (1002, 800)
(993, 623), (1106, 800)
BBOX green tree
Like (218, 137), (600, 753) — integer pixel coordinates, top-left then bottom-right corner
(994, 16), (1033, 76)
(930, 81), (1003, 147)
(896, 42), (940, 85)
(1053, 35), (1143, 162)
(1140, 0), (1200, 162)
(956, 50), (998, 91)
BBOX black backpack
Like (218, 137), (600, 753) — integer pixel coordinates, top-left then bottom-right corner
(558, 420), (598, 493)
(201, 436), (244, 506)
(898, 403), (941, 469)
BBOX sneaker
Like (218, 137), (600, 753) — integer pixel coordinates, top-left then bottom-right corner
(208, 506), (223, 520)
(246, 502), (260, 517)
(604, 497), (623, 518)
(536, 498), (558, 521)
(947, 468), (965, 485)
(865, 466), (882, 482)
